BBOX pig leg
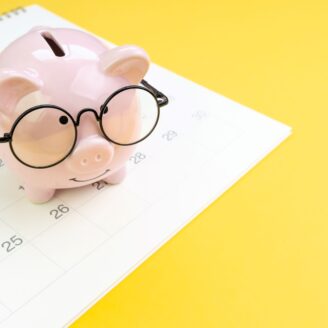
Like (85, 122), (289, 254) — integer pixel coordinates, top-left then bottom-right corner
(24, 185), (56, 204)
(103, 165), (127, 185)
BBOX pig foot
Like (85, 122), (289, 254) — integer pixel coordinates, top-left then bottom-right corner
(24, 186), (56, 204)
(103, 166), (127, 185)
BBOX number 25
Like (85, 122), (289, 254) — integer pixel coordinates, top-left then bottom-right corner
(1, 235), (23, 253)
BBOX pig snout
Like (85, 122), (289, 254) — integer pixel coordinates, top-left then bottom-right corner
(66, 137), (114, 174)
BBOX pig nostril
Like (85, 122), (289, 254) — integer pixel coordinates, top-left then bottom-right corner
(95, 154), (102, 162)
(81, 158), (88, 166)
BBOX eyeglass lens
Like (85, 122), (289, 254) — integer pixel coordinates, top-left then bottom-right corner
(11, 107), (76, 168)
(101, 87), (159, 145)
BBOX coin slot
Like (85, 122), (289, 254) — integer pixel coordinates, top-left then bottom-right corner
(41, 31), (65, 57)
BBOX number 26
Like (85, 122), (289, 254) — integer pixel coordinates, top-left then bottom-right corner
(50, 204), (70, 220)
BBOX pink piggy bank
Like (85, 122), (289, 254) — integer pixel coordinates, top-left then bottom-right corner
(0, 26), (168, 203)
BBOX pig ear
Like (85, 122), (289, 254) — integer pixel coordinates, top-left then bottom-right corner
(99, 45), (150, 84)
(0, 69), (42, 114)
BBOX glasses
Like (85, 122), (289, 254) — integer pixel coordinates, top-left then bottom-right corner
(0, 80), (168, 169)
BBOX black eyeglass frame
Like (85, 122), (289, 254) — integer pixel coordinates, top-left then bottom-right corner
(0, 79), (169, 169)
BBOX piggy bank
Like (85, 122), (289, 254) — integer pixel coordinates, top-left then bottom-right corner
(0, 26), (168, 203)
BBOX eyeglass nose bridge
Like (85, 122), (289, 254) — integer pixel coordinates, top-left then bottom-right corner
(75, 108), (101, 126)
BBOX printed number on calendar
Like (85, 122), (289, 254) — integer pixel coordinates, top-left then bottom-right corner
(92, 181), (108, 190)
(1, 235), (23, 253)
(50, 204), (70, 220)
(130, 152), (146, 165)
(162, 130), (178, 141)
(192, 110), (207, 120)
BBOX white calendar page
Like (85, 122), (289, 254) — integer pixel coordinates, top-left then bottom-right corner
(0, 4), (291, 328)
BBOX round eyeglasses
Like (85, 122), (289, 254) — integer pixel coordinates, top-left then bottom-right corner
(0, 80), (169, 169)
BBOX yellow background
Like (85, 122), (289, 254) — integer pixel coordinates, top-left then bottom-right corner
(1, 0), (327, 327)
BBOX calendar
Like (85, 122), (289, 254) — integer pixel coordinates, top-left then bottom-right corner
(0, 4), (291, 327)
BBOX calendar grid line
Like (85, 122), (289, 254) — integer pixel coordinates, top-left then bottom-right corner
(0, 200), (161, 325)
(0, 196), (90, 269)
(72, 197), (154, 238)
(30, 243), (67, 272)
(0, 301), (12, 314)
(55, 173), (155, 235)
(0, 162), (155, 267)
(0, 197), (70, 241)
(57, 179), (116, 209)
(0, 217), (21, 234)
(0, 268), (68, 324)
(0, 192), (24, 213)
(0, 237), (26, 266)
(0, 164), (161, 323)
(0, 218), (27, 265)
(200, 129), (245, 155)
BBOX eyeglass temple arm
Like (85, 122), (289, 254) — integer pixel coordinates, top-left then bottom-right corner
(141, 80), (169, 107)
(0, 133), (11, 143)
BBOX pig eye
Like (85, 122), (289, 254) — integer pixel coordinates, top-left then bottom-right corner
(59, 116), (69, 125)
(103, 106), (108, 114)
